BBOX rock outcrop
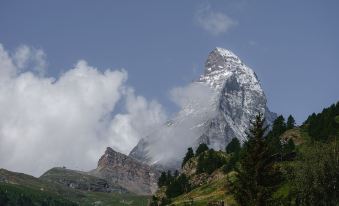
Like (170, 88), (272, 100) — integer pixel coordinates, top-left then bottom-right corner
(90, 147), (159, 195)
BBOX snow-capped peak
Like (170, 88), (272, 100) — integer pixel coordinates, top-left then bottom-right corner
(215, 47), (239, 59)
(199, 48), (244, 90)
(129, 47), (276, 170)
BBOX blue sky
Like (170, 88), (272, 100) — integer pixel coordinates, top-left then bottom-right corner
(1, 0), (338, 122)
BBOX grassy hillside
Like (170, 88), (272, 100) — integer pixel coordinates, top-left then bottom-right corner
(0, 169), (149, 206)
(0, 183), (77, 206)
(172, 173), (236, 206)
(40, 167), (128, 193)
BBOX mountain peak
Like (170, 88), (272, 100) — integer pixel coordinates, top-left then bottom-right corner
(204, 47), (242, 75)
(199, 47), (243, 90)
(130, 47), (276, 170)
(104, 147), (115, 155)
(214, 47), (239, 59)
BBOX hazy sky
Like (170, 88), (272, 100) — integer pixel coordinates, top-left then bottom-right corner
(0, 0), (338, 175)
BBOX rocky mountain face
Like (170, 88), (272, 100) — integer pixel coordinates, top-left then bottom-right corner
(197, 48), (276, 148)
(129, 47), (276, 169)
(90, 147), (159, 195)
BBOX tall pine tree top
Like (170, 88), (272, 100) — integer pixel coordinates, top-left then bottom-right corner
(182, 147), (194, 168)
(195, 143), (209, 156)
(286, 115), (296, 130)
(230, 113), (282, 206)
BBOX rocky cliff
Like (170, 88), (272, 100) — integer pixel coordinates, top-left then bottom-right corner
(90, 147), (159, 195)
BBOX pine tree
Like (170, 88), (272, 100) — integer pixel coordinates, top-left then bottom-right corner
(272, 115), (287, 137)
(306, 102), (339, 141)
(229, 113), (282, 206)
(286, 115), (296, 130)
(195, 143), (209, 156)
(158, 172), (167, 187)
(166, 170), (173, 186)
(166, 174), (191, 198)
(182, 147), (194, 168)
(174, 170), (179, 178)
(197, 149), (226, 174)
(267, 115), (287, 153)
(226, 138), (241, 154)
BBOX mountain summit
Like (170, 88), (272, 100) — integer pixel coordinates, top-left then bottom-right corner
(129, 48), (276, 169)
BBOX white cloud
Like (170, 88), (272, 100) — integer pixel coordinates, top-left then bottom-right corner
(141, 83), (218, 167)
(0, 44), (167, 176)
(13, 45), (47, 76)
(195, 4), (237, 36)
(107, 88), (167, 154)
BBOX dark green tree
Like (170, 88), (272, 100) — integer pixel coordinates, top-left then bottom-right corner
(17, 194), (34, 206)
(267, 115), (287, 153)
(166, 174), (191, 198)
(229, 114), (282, 206)
(226, 138), (241, 154)
(182, 147), (194, 168)
(272, 115), (287, 137)
(158, 171), (167, 187)
(224, 138), (242, 173)
(306, 102), (339, 141)
(149, 195), (159, 206)
(195, 143), (209, 156)
(174, 170), (179, 178)
(166, 170), (173, 186)
(286, 115), (296, 130)
(0, 190), (9, 206)
(290, 142), (338, 205)
(197, 149), (226, 174)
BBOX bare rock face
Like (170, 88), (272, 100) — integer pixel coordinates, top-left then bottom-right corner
(90, 147), (159, 195)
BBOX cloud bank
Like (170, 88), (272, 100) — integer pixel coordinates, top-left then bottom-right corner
(195, 4), (237, 36)
(0, 44), (167, 176)
(143, 83), (218, 167)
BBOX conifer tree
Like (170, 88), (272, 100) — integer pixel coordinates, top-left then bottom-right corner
(166, 174), (191, 198)
(195, 143), (209, 156)
(268, 115), (287, 153)
(174, 170), (179, 178)
(286, 115), (296, 130)
(272, 115), (287, 137)
(224, 138), (241, 172)
(158, 172), (167, 187)
(230, 114), (282, 206)
(182, 147), (194, 168)
(226, 138), (241, 154)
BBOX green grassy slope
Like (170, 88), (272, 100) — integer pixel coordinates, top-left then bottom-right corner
(40, 167), (128, 193)
(172, 174), (236, 206)
(0, 169), (149, 206)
